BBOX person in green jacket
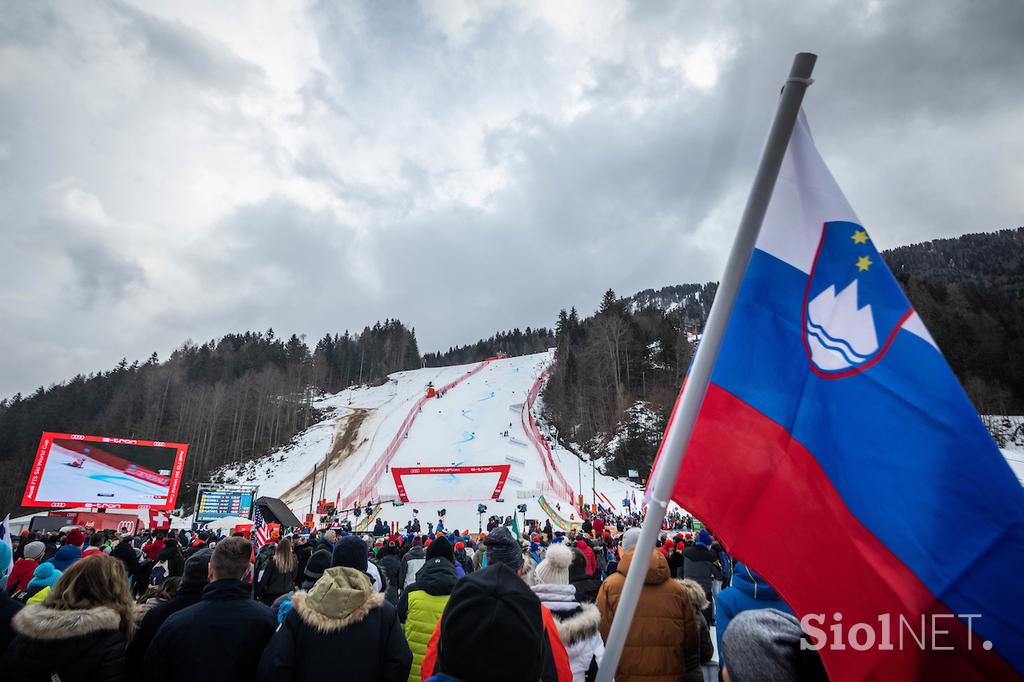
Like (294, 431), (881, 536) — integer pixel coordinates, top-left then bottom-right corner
(398, 537), (458, 682)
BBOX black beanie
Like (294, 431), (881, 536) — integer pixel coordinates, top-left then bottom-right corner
(304, 549), (332, 581)
(435, 564), (547, 682)
(425, 536), (454, 564)
(182, 549), (213, 588)
(331, 535), (368, 572)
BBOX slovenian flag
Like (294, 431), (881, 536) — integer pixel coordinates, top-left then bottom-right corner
(660, 112), (1024, 679)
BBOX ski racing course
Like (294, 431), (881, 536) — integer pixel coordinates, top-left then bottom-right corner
(244, 351), (639, 532)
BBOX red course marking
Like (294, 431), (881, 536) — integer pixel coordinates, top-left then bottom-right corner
(340, 359), (493, 510)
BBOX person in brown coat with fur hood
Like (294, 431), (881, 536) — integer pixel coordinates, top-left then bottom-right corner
(257, 565), (412, 682)
(597, 529), (701, 682)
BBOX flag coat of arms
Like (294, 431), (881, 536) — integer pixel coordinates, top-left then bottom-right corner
(658, 112), (1024, 679)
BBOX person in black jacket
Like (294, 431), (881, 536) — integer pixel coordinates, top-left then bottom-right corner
(398, 538), (426, 589)
(682, 530), (722, 626)
(568, 547), (601, 604)
(3, 554), (136, 682)
(0, 589), (20, 659)
(293, 535), (313, 587)
(256, 538), (298, 606)
(155, 536), (185, 579)
(110, 533), (139, 578)
(142, 537), (276, 682)
(377, 542), (402, 605)
(257, 565), (411, 682)
(125, 549), (212, 680)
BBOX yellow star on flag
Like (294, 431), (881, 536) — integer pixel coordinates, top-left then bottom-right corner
(856, 255), (873, 272)
(851, 229), (869, 244)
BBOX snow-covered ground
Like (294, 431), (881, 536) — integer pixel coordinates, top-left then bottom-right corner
(219, 352), (640, 532)
(1001, 447), (1024, 485)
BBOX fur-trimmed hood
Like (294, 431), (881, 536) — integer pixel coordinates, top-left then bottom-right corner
(549, 602), (602, 647)
(12, 603), (121, 640)
(291, 567), (384, 633)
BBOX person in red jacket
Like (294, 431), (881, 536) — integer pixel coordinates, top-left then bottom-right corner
(6, 541), (44, 593)
(142, 534), (166, 561)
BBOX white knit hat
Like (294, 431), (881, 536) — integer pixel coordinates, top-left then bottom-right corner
(533, 543), (573, 585)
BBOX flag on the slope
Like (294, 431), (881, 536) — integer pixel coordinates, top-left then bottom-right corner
(652, 111), (1024, 679)
(253, 505), (271, 549)
(0, 515), (12, 580)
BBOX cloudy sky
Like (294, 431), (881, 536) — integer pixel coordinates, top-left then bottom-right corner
(1, 0), (1022, 397)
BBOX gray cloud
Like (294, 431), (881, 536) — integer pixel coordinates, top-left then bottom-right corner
(1, 0), (1023, 397)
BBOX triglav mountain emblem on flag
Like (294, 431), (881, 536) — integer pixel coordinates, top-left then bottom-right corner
(802, 221), (913, 378)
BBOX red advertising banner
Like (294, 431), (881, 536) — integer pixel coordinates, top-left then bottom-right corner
(390, 464), (511, 503)
(21, 432), (189, 510)
(72, 512), (138, 534)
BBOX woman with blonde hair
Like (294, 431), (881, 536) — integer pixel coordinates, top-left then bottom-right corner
(2, 554), (135, 681)
(679, 577), (715, 669)
(256, 537), (298, 606)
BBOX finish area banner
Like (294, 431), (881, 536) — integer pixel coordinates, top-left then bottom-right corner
(390, 465), (511, 503)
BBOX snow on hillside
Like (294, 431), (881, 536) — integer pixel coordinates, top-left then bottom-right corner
(219, 352), (640, 532)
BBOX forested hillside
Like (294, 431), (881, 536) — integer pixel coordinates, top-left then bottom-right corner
(885, 227), (1024, 414)
(541, 227), (1024, 480)
(423, 327), (555, 366)
(0, 321), (421, 513)
(2, 228), (1019, 512)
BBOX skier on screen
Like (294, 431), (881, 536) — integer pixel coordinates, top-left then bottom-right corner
(66, 455), (86, 468)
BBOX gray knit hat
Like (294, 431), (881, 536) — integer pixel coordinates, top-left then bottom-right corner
(483, 526), (524, 571)
(621, 527), (641, 552)
(721, 608), (827, 682)
(23, 541), (46, 561)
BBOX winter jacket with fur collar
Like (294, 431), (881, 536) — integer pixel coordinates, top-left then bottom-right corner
(2, 603), (127, 682)
(257, 566), (411, 682)
(532, 583), (604, 682)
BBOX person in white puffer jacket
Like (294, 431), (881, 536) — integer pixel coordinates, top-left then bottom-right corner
(530, 542), (605, 682)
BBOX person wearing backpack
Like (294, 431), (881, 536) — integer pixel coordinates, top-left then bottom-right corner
(398, 537), (426, 589)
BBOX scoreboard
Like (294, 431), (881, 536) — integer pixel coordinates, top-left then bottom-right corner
(195, 488), (256, 523)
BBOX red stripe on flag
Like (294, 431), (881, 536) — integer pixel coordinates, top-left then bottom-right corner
(676, 384), (1017, 680)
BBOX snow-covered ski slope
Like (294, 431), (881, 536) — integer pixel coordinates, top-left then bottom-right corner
(243, 351), (639, 532)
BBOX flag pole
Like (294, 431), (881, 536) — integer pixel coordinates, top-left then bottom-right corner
(596, 52), (816, 682)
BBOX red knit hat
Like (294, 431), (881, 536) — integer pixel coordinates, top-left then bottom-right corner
(65, 528), (86, 547)
(454, 541), (465, 551)
(664, 539), (675, 549)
